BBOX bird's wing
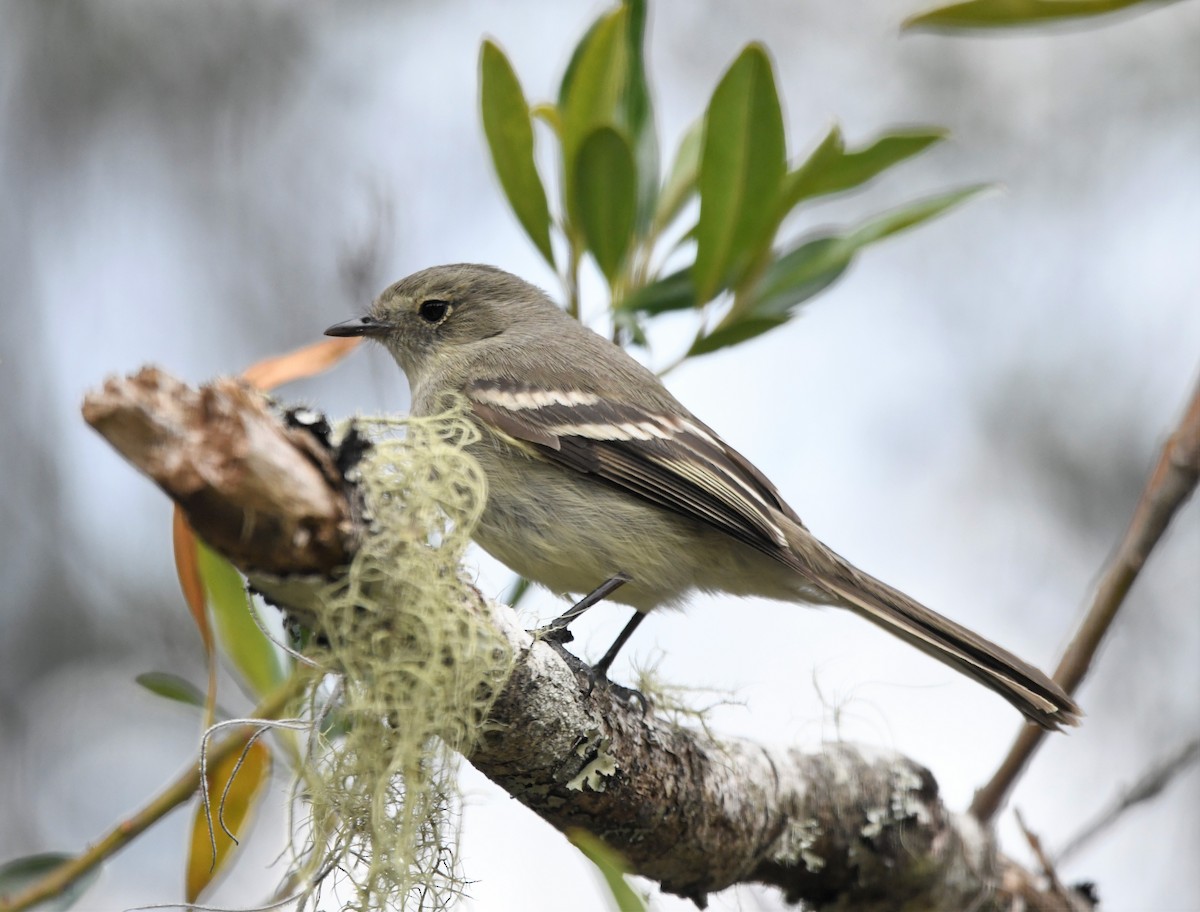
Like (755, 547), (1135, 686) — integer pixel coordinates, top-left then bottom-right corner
(466, 379), (804, 557)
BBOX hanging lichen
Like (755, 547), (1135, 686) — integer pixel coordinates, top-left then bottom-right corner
(288, 404), (513, 911)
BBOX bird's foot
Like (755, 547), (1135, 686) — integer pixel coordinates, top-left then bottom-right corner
(579, 662), (650, 715)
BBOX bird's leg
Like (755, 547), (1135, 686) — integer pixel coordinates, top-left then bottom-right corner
(531, 573), (651, 711)
(593, 611), (647, 678)
(536, 572), (631, 643)
(586, 611), (651, 712)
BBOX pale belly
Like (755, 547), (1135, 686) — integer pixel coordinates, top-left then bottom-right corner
(467, 437), (806, 611)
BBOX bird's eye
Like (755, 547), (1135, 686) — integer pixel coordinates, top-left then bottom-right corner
(418, 299), (451, 324)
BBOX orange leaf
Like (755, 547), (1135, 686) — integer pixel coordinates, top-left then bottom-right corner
(186, 737), (272, 902)
(173, 509), (213, 654)
(241, 336), (361, 391)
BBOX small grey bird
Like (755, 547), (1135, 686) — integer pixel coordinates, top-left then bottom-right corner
(327, 263), (1081, 730)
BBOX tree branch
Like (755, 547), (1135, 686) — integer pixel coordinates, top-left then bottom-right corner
(78, 366), (1094, 910)
(971, 373), (1200, 823)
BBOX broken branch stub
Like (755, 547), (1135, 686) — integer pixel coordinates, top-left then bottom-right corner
(82, 365), (354, 576)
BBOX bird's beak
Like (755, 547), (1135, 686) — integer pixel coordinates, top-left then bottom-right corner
(324, 315), (390, 338)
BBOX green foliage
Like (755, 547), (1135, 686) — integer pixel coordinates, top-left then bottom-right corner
(782, 125), (947, 207)
(557, 7), (630, 239)
(135, 671), (207, 708)
(693, 44), (786, 302)
(904, 0), (1178, 30)
(0, 853), (100, 910)
(479, 41), (555, 266)
(196, 540), (288, 700)
(653, 118), (702, 234)
(574, 126), (638, 281)
(569, 831), (648, 912)
(479, 0), (979, 359)
(691, 186), (988, 355)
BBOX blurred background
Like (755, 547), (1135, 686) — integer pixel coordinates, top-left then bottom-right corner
(2, 1), (1198, 909)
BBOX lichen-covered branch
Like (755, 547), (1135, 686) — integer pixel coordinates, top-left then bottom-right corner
(81, 367), (1092, 911)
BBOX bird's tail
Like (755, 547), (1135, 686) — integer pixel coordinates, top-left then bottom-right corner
(787, 531), (1081, 730)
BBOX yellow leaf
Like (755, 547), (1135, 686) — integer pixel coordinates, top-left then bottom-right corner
(185, 737), (272, 902)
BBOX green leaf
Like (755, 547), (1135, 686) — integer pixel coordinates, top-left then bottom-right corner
(480, 40), (555, 266)
(0, 853), (100, 910)
(559, 7), (628, 205)
(844, 184), (990, 246)
(782, 125), (947, 209)
(619, 0), (659, 233)
(689, 185), (988, 357)
(557, 13), (607, 111)
(136, 671), (207, 708)
(574, 127), (638, 283)
(196, 541), (286, 700)
(618, 267), (696, 315)
(693, 44), (786, 303)
(689, 316), (789, 357)
(904, 0), (1175, 30)
(653, 118), (703, 233)
(750, 236), (855, 319)
(569, 830), (647, 912)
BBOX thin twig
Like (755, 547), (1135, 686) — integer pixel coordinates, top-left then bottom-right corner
(1014, 810), (1090, 912)
(0, 673), (309, 912)
(1055, 735), (1200, 864)
(1015, 809), (1066, 897)
(971, 374), (1200, 823)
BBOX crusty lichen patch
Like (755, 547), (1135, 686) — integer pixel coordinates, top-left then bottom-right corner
(777, 817), (826, 873)
(567, 733), (619, 792)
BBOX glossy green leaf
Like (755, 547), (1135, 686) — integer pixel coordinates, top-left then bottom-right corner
(750, 236), (855, 319)
(574, 127), (638, 283)
(558, 8), (627, 235)
(0, 853), (100, 910)
(844, 184), (989, 246)
(569, 830), (647, 912)
(689, 316), (790, 357)
(136, 671), (207, 708)
(618, 267), (696, 314)
(480, 40), (555, 266)
(653, 119), (703, 233)
(619, 0), (659, 233)
(693, 44), (786, 303)
(559, 8), (628, 181)
(196, 541), (286, 700)
(689, 185), (988, 357)
(557, 13), (606, 110)
(186, 738), (272, 902)
(782, 125), (947, 209)
(904, 0), (1174, 30)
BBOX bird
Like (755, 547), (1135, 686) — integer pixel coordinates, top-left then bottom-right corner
(326, 263), (1081, 730)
